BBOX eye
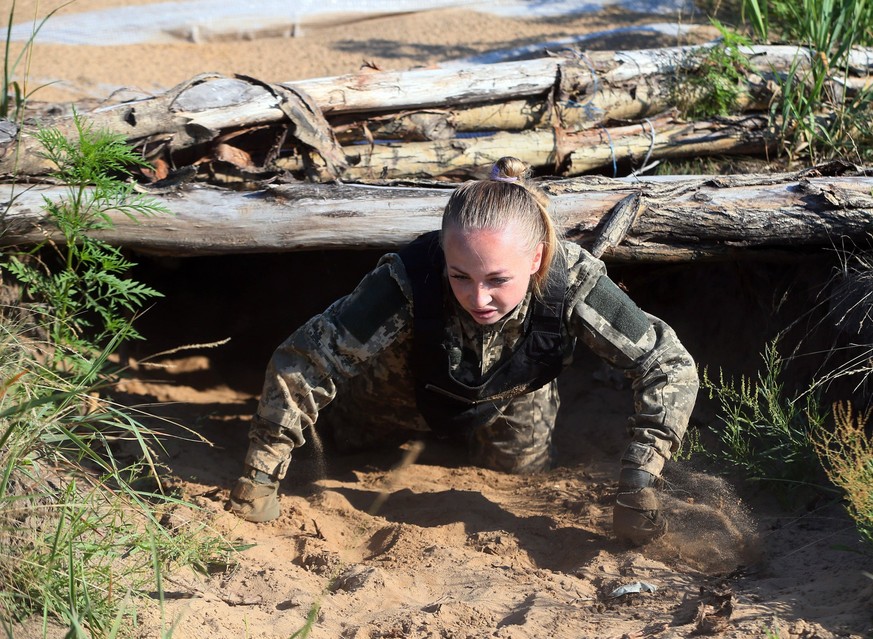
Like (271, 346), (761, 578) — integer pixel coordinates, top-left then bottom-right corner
(490, 277), (511, 286)
(450, 273), (470, 281)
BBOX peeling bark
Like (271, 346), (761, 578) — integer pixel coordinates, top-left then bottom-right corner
(2, 172), (871, 261)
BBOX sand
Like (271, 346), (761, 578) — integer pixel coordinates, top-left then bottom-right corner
(10, 0), (709, 103)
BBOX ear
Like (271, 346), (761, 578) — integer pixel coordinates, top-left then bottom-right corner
(530, 242), (544, 275)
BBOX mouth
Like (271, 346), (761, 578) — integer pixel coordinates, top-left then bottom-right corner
(470, 308), (498, 321)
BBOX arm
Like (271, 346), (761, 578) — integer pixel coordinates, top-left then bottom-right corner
(247, 254), (413, 477)
(566, 247), (699, 542)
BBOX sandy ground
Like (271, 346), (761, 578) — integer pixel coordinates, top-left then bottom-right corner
(111, 347), (872, 639)
(10, 0), (711, 103)
(5, 2), (873, 637)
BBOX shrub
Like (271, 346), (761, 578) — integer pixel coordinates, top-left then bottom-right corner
(813, 402), (873, 546)
(701, 340), (828, 491)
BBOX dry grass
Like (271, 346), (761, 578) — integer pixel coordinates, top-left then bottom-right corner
(813, 402), (873, 546)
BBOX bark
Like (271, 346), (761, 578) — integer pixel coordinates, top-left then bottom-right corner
(590, 192), (645, 258)
(2, 43), (871, 181)
(2, 172), (871, 262)
(276, 112), (774, 180)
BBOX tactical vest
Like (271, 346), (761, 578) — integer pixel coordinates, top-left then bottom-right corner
(398, 231), (571, 434)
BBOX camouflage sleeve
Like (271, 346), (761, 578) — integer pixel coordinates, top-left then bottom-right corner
(565, 245), (699, 477)
(253, 253), (413, 456)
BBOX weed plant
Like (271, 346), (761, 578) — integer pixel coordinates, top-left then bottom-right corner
(0, 115), (236, 635)
(5, 111), (165, 373)
(701, 340), (828, 492)
(704, 337), (873, 547)
(813, 402), (873, 546)
(675, 22), (754, 119)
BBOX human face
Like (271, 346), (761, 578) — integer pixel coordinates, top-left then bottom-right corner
(442, 223), (543, 325)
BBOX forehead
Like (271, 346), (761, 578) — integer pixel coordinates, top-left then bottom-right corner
(443, 222), (528, 247)
(442, 224), (532, 269)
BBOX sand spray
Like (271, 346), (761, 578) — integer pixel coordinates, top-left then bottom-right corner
(649, 462), (761, 573)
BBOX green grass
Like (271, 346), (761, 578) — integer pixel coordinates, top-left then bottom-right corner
(0, 322), (239, 636)
(741, 0), (873, 164)
(2, 0), (69, 121)
(701, 340), (828, 492)
(0, 109), (238, 637)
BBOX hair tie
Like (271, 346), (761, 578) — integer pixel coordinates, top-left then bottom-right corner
(490, 165), (518, 182)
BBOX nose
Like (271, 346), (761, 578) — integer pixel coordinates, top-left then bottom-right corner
(472, 284), (491, 308)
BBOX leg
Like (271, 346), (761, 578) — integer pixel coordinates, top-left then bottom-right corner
(467, 381), (559, 474)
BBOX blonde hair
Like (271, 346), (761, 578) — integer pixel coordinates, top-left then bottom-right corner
(441, 157), (564, 298)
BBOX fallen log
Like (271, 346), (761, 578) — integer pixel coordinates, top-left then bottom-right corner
(288, 44), (873, 116)
(0, 74), (349, 181)
(3, 43), (872, 181)
(277, 112), (773, 180)
(2, 173), (871, 262)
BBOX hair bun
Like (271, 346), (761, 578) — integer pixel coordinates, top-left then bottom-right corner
(490, 156), (527, 182)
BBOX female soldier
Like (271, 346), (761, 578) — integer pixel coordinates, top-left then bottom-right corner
(227, 157), (699, 546)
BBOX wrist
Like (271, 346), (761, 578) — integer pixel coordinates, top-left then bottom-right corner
(618, 467), (657, 491)
(244, 465), (277, 484)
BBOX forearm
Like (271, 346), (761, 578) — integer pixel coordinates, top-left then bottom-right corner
(247, 317), (341, 477)
(566, 250), (698, 477)
(624, 316), (699, 476)
(256, 316), (342, 431)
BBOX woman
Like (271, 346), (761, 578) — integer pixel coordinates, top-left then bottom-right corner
(228, 157), (699, 546)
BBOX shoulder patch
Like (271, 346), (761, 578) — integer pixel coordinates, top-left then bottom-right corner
(584, 276), (650, 343)
(338, 266), (407, 344)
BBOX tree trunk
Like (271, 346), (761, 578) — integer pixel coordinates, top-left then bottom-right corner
(2, 172), (870, 262)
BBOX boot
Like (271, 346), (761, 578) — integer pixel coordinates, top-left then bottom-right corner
(226, 467), (280, 522)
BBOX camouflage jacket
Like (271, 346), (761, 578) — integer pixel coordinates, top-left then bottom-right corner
(256, 242), (699, 477)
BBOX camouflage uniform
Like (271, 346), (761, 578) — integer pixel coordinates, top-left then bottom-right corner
(244, 242), (699, 482)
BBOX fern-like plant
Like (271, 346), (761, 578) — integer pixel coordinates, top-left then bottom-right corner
(4, 111), (167, 371)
